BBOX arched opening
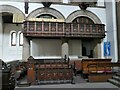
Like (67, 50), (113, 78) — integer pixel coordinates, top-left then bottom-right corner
(27, 7), (65, 20)
(11, 32), (16, 46)
(69, 16), (96, 58)
(66, 10), (101, 24)
(36, 14), (57, 19)
(19, 32), (23, 46)
(2, 12), (13, 23)
(72, 16), (94, 24)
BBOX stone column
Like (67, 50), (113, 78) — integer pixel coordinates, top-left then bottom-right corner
(97, 43), (101, 58)
(116, 2), (120, 72)
(0, 13), (3, 90)
(117, 2), (120, 63)
(22, 36), (30, 61)
(0, 14), (3, 59)
(93, 39), (101, 58)
(61, 41), (69, 58)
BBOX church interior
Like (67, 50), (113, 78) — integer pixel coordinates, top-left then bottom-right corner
(0, 0), (120, 90)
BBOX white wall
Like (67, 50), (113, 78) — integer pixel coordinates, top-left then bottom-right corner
(97, 0), (105, 6)
(69, 40), (82, 56)
(0, 14), (3, 59)
(3, 24), (23, 62)
(32, 39), (83, 58)
(31, 39), (62, 57)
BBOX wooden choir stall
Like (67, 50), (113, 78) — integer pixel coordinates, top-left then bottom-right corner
(70, 58), (120, 82)
(27, 56), (74, 85)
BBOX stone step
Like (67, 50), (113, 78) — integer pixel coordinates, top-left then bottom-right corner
(37, 80), (73, 85)
(112, 76), (120, 81)
(108, 79), (120, 87)
(17, 82), (31, 87)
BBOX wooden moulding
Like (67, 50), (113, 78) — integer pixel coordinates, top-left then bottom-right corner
(81, 58), (112, 74)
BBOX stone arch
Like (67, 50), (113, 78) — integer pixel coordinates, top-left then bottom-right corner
(0, 5), (25, 20)
(66, 10), (102, 24)
(27, 7), (65, 20)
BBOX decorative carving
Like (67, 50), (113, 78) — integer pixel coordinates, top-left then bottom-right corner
(78, 2), (97, 10)
(79, 2), (89, 10)
(42, 2), (52, 7)
(24, 0), (29, 14)
(23, 21), (105, 38)
(28, 56), (34, 61)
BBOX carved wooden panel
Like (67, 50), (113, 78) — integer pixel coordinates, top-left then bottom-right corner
(79, 24), (84, 32)
(24, 22), (27, 31)
(51, 22), (56, 32)
(72, 23), (78, 32)
(44, 22), (49, 32)
(29, 22), (35, 31)
(98, 24), (103, 33)
(86, 24), (90, 32)
(92, 25), (96, 33)
(27, 63), (35, 84)
(81, 58), (112, 74)
(36, 22), (42, 31)
(65, 23), (71, 35)
(58, 23), (64, 32)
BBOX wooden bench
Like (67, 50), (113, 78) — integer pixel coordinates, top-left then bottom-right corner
(88, 62), (120, 82)
(81, 58), (113, 82)
(81, 58), (112, 74)
(88, 62), (120, 73)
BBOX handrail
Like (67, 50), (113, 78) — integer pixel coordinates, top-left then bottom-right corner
(88, 62), (120, 67)
(23, 21), (105, 38)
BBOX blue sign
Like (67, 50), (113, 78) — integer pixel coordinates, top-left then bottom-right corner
(104, 42), (111, 56)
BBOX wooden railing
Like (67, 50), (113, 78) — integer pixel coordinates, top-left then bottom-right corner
(27, 57), (74, 85)
(23, 21), (105, 38)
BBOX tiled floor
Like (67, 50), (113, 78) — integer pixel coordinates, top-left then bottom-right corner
(15, 83), (119, 90)
(15, 74), (119, 90)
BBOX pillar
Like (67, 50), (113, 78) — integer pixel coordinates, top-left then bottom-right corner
(0, 14), (3, 59)
(116, 2), (120, 72)
(61, 41), (69, 58)
(0, 13), (3, 90)
(93, 39), (101, 58)
(22, 36), (30, 61)
(117, 1), (120, 62)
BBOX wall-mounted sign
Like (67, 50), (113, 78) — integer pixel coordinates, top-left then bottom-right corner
(104, 42), (111, 56)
